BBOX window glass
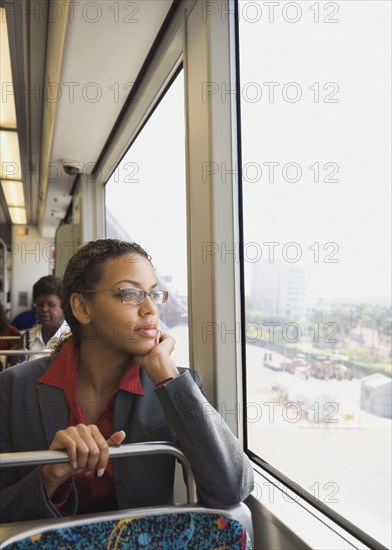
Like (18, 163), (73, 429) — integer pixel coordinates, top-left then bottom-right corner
(239, 2), (391, 546)
(105, 71), (189, 367)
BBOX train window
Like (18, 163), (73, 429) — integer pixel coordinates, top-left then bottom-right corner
(238, 1), (391, 547)
(105, 70), (189, 367)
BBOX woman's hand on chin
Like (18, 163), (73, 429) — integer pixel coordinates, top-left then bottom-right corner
(134, 330), (180, 385)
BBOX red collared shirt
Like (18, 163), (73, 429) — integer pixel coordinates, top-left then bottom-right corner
(38, 339), (143, 514)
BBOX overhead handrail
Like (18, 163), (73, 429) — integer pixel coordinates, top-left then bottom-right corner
(0, 442), (198, 505)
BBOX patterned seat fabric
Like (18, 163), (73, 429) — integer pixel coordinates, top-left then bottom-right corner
(5, 512), (252, 549)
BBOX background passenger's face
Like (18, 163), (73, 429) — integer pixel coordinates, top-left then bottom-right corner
(84, 254), (160, 356)
(35, 294), (64, 329)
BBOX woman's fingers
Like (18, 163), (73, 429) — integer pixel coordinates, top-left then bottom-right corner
(43, 425), (126, 497)
(156, 330), (176, 353)
(50, 424), (109, 474)
(49, 427), (82, 470)
(50, 425), (127, 475)
(134, 329), (179, 384)
(107, 430), (126, 447)
(84, 424), (109, 474)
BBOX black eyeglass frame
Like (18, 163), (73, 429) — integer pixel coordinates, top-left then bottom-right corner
(84, 288), (169, 305)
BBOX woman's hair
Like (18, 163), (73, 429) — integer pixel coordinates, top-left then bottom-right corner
(32, 275), (63, 302)
(61, 239), (151, 341)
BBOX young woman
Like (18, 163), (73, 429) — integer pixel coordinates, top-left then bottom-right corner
(0, 239), (254, 522)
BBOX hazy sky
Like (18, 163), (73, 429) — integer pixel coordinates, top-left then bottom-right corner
(239, 0), (391, 303)
(106, 1), (391, 305)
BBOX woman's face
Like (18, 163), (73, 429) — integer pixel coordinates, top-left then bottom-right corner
(81, 254), (161, 356)
(35, 294), (65, 330)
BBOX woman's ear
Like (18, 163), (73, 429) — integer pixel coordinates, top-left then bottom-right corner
(70, 293), (91, 326)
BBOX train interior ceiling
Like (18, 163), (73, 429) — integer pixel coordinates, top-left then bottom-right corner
(1, 0), (175, 237)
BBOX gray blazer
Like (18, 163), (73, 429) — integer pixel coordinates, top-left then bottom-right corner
(0, 357), (254, 522)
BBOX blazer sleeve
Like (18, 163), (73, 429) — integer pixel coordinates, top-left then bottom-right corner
(0, 367), (78, 522)
(155, 369), (254, 507)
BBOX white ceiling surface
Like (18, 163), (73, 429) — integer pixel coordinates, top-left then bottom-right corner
(43, 0), (173, 235)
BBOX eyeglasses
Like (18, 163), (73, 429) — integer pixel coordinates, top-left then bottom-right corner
(85, 288), (169, 305)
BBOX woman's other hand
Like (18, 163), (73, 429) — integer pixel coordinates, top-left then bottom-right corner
(42, 425), (126, 498)
(134, 330), (179, 385)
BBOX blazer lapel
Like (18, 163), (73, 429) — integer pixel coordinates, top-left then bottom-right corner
(113, 390), (137, 436)
(36, 384), (69, 447)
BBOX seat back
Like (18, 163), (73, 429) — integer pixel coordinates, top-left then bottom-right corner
(0, 443), (253, 549)
(1, 509), (252, 549)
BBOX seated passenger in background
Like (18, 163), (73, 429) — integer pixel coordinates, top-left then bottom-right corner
(0, 239), (254, 522)
(28, 275), (70, 358)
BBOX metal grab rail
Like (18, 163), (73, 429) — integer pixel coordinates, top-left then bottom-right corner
(0, 350), (52, 356)
(0, 350), (52, 371)
(0, 442), (198, 505)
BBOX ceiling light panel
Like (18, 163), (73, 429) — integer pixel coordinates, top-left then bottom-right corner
(0, 131), (22, 180)
(0, 8), (17, 128)
(1, 180), (25, 207)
